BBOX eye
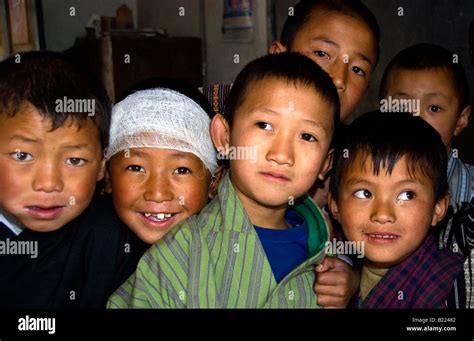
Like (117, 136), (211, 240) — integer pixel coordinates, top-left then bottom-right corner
(314, 50), (329, 59)
(352, 66), (366, 76)
(66, 158), (87, 166)
(174, 167), (191, 175)
(428, 105), (442, 113)
(126, 165), (145, 173)
(354, 189), (372, 199)
(256, 122), (273, 131)
(10, 151), (33, 162)
(301, 133), (317, 142)
(397, 191), (416, 202)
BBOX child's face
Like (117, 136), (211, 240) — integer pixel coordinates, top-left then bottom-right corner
(384, 68), (470, 149)
(108, 148), (211, 244)
(276, 9), (377, 122)
(329, 155), (448, 268)
(225, 78), (333, 219)
(0, 104), (105, 232)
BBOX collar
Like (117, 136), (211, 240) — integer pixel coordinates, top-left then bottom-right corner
(0, 210), (25, 235)
(213, 173), (329, 256)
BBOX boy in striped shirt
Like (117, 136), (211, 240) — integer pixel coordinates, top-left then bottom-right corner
(108, 52), (340, 308)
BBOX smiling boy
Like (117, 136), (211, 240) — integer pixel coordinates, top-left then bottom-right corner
(328, 111), (464, 308)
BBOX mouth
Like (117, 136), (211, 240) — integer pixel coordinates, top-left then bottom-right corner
(260, 171), (290, 183)
(139, 212), (179, 229)
(25, 206), (66, 220)
(363, 232), (400, 244)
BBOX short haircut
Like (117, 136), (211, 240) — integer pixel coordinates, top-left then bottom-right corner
(0, 51), (110, 149)
(224, 52), (340, 131)
(280, 0), (380, 67)
(330, 111), (448, 202)
(379, 43), (471, 111)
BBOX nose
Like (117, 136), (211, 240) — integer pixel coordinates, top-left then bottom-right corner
(265, 132), (295, 166)
(327, 59), (348, 92)
(32, 163), (64, 193)
(143, 172), (174, 203)
(370, 196), (396, 224)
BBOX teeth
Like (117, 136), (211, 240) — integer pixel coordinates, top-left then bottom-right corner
(143, 212), (174, 221)
(369, 234), (397, 239)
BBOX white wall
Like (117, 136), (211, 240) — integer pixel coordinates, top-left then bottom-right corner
(204, 0), (268, 85)
(41, 0), (138, 51)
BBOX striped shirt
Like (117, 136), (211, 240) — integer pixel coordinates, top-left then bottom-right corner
(447, 151), (474, 204)
(440, 152), (474, 308)
(107, 174), (329, 308)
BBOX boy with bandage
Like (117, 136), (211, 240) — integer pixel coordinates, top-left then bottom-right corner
(105, 86), (219, 245)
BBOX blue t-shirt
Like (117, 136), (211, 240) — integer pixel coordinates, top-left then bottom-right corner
(254, 210), (309, 283)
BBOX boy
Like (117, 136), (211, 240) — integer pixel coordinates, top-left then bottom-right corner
(203, 0), (379, 123)
(379, 43), (474, 308)
(203, 0), (380, 306)
(328, 111), (464, 308)
(379, 44), (473, 204)
(105, 85), (219, 245)
(108, 52), (338, 308)
(0, 52), (144, 308)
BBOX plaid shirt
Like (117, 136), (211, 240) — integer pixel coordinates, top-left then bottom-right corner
(108, 174), (329, 308)
(357, 233), (464, 309)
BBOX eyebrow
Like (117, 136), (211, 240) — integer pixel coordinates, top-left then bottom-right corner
(61, 143), (96, 153)
(311, 37), (374, 68)
(255, 108), (324, 130)
(391, 91), (448, 101)
(346, 178), (423, 187)
(10, 134), (40, 144)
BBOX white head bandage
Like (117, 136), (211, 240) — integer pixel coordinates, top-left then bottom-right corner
(106, 88), (217, 175)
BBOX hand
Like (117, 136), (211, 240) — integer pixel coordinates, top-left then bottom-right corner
(314, 256), (360, 308)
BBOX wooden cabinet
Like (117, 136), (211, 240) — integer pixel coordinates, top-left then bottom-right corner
(66, 35), (202, 102)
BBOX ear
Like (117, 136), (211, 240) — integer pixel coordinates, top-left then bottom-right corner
(454, 105), (471, 136)
(208, 164), (228, 199)
(97, 158), (106, 181)
(431, 193), (450, 226)
(318, 149), (333, 180)
(210, 114), (231, 153)
(269, 41), (288, 54)
(327, 191), (341, 222)
(104, 169), (112, 194)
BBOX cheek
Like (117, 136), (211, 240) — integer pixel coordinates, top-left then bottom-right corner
(0, 166), (25, 197)
(180, 181), (210, 213)
(111, 177), (138, 210)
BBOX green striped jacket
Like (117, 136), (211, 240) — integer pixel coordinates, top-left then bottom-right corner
(107, 174), (329, 308)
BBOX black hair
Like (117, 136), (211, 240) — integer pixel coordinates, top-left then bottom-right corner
(330, 111), (448, 202)
(280, 0), (380, 67)
(0, 51), (110, 149)
(379, 43), (471, 111)
(224, 52), (340, 132)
